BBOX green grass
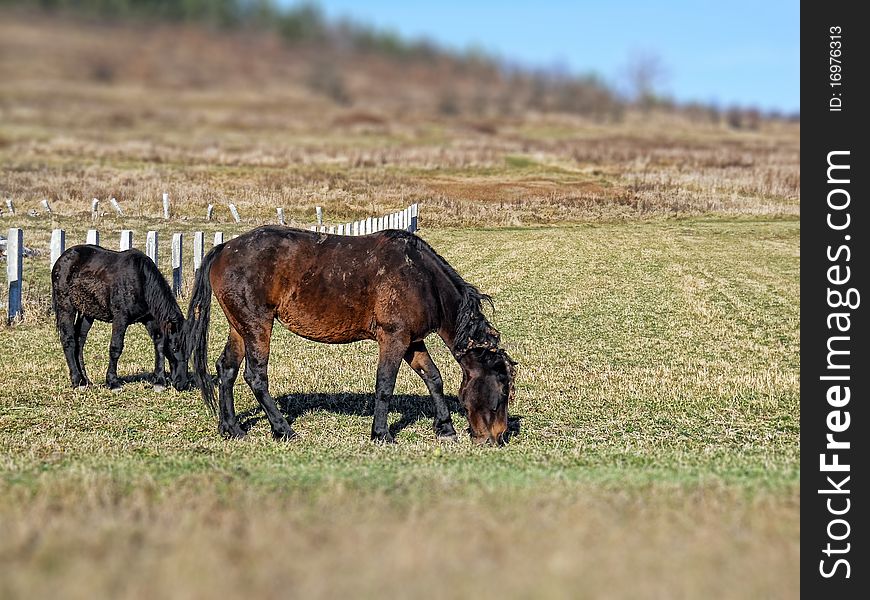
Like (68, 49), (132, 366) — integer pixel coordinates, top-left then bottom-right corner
(0, 220), (799, 598)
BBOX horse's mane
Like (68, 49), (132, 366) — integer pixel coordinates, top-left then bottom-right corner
(383, 230), (503, 357)
(140, 254), (183, 326)
(394, 232), (517, 404)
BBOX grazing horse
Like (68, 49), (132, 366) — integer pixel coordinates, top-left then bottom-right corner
(51, 245), (190, 392)
(185, 226), (516, 444)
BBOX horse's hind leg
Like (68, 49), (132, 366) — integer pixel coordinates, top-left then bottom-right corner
(404, 341), (457, 439)
(371, 332), (410, 443)
(57, 308), (87, 388)
(240, 318), (296, 440)
(105, 318), (128, 391)
(74, 314), (94, 387)
(215, 326), (246, 439)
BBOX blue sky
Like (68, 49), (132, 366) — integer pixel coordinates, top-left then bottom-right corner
(297, 0), (799, 113)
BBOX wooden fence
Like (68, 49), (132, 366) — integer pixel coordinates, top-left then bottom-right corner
(3, 203), (419, 324)
(307, 204), (418, 235)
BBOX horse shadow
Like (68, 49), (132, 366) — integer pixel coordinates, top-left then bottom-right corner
(237, 392), (522, 440)
(117, 373), (156, 385)
(117, 372), (195, 391)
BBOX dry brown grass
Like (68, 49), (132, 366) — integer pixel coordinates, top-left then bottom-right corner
(0, 14), (799, 228)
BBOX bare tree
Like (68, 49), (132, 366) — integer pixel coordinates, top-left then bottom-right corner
(622, 50), (669, 109)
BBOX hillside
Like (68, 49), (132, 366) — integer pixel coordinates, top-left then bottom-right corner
(1, 12), (799, 227)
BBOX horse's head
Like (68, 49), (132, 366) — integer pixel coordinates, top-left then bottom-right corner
(458, 347), (516, 445)
(166, 318), (191, 391)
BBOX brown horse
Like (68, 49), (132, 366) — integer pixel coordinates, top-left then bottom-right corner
(184, 226), (516, 444)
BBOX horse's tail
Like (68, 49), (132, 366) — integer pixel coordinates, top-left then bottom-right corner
(50, 251), (71, 328)
(184, 243), (225, 416)
(50, 267), (61, 320)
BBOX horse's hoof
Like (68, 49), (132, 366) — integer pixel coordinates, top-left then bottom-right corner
(109, 385), (123, 393)
(371, 432), (396, 444)
(272, 428), (297, 441)
(220, 426), (247, 440)
(152, 384), (166, 393)
(435, 422), (458, 439)
(437, 433), (458, 442)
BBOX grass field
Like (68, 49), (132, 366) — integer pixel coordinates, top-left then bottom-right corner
(1, 221), (799, 598)
(0, 11), (800, 599)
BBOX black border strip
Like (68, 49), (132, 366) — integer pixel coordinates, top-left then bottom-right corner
(802, 2), (868, 596)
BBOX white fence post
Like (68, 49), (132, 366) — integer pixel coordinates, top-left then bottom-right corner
(87, 229), (100, 246)
(352, 221), (359, 236)
(91, 198), (99, 222)
(50, 229), (65, 270)
(277, 207), (285, 225)
(4, 199), (14, 215)
(162, 193), (171, 219)
(193, 231), (204, 273)
(42, 199), (52, 214)
(228, 204), (241, 223)
(316, 206), (323, 225)
(146, 231), (158, 264)
(110, 197), (123, 216)
(213, 232), (224, 247)
(119, 230), (133, 251)
(171, 233), (183, 296)
(6, 228), (23, 323)
(410, 203), (419, 232)
(206, 204), (214, 221)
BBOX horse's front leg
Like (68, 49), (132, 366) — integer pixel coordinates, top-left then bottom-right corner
(146, 320), (168, 391)
(372, 332), (410, 443)
(106, 319), (128, 391)
(404, 340), (457, 439)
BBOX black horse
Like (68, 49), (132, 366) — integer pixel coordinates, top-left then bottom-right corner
(51, 245), (190, 391)
(185, 226), (516, 444)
